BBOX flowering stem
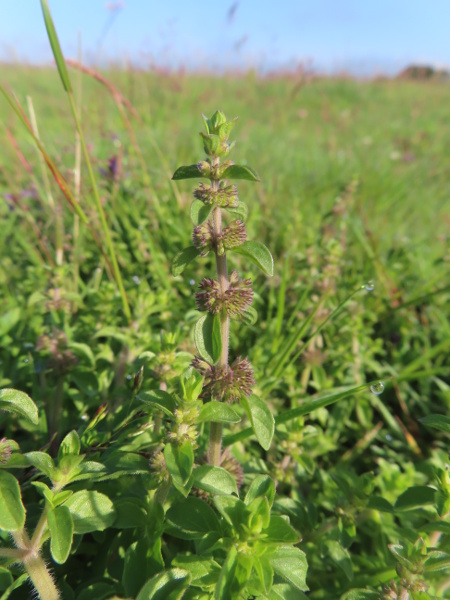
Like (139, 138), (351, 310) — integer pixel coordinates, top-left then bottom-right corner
(208, 162), (229, 466)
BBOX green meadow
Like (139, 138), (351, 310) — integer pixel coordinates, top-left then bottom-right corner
(0, 63), (449, 598)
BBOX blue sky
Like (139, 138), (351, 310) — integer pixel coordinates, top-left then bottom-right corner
(0, 0), (449, 74)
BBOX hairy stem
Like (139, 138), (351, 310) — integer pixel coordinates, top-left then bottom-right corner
(208, 162), (229, 466)
(12, 529), (60, 600)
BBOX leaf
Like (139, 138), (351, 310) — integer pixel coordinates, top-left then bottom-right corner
(0, 389), (39, 425)
(240, 394), (274, 451)
(172, 164), (204, 180)
(25, 452), (55, 479)
(172, 555), (221, 587)
(0, 308), (20, 337)
(69, 342), (95, 367)
(113, 498), (147, 529)
(269, 583), (309, 599)
(47, 505), (73, 564)
(245, 475), (276, 508)
(224, 200), (248, 222)
(270, 546), (309, 591)
(165, 497), (222, 540)
(194, 313), (222, 364)
(64, 490), (116, 533)
(0, 471), (26, 531)
(221, 164), (261, 182)
(215, 545), (252, 600)
(40, 0), (72, 92)
(423, 550), (450, 573)
(232, 305), (258, 326)
(122, 540), (150, 598)
(231, 241), (274, 276)
(190, 199), (213, 226)
(172, 246), (201, 277)
(395, 486), (436, 511)
(138, 389), (176, 416)
(198, 401), (241, 423)
(136, 568), (190, 600)
(420, 414), (450, 434)
(263, 515), (299, 544)
(164, 441), (194, 486)
(341, 590), (379, 600)
(327, 540), (353, 581)
(58, 430), (81, 459)
(366, 496), (394, 513)
(193, 465), (239, 496)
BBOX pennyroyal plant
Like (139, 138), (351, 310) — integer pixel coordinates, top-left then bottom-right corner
(172, 109), (274, 467)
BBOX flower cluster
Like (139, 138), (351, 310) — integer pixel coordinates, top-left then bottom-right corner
(193, 219), (247, 257)
(192, 356), (255, 403)
(193, 182), (238, 207)
(195, 270), (253, 317)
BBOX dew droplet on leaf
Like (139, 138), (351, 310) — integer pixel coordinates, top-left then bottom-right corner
(370, 381), (384, 395)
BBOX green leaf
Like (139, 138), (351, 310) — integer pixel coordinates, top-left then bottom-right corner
(138, 389), (176, 416)
(366, 496), (394, 513)
(0, 389), (39, 425)
(172, 555), (221, 587)
(194, 313), (222, 364)
(420, 414), (450, 434)
(423, 550), (450, 573)
(340, 590), (379, 600)
(270, 546), (309, 591)
(122, 540), (150, 598)
(0, 566), (13, 592)
(172, 246), (201, 277)
(215, 545), (252, 600)
(193, 465), (239, 496)
(164, 441), (194, 486)
(47, 505), (73, 564)
(231, 305), (258, 326)
(25, 452), (55, 479)
(69, 342), (95, 367)
(224, 200), (248, 222)
(263, 515), (300, 544)
(240, 394), (274, 451)
(221, 164), (261, 182)
(198, 401), (241, 423)
(0, 308), (20, 337)
(214, 495), (246, 530)
(172, 164), (204, 180)
(231, 241), (274, 276)
(327, 540), (353, 581)
(190, 199), (213, 226)
(0, 471), (26, 531)
(58, 430), (81, 459)
(113, 498), (147, 529)
(245, 475), (276, 508)
(270, 583), (309, 599)
(395, 486), (436, 511)
(136, 568), (190, 600)
(165, 497), (222, 540)
(64, 490), (116, 533)
(40, 0), (72, 92)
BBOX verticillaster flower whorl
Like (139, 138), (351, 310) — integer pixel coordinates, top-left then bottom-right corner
(195, 270), (252, 317)
(192, 356), (255, 403)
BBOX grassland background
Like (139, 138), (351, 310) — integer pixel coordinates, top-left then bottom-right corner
(0, 65), (449, 597)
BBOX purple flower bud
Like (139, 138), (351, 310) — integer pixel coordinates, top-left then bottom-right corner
(192, 221), (214, 256)
(192, 355), (255, 403)
(222, 220), (247, 249)
(193, 183), (238, 207)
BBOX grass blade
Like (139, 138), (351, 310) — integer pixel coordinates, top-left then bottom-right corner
(40, 0), (72, 92)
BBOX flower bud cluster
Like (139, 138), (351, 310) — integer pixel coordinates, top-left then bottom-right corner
(193, 219), (247, 257)
(195, 270), (253, 318)
(193, 182), (238, 208)
(192, 356), (255, 403)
